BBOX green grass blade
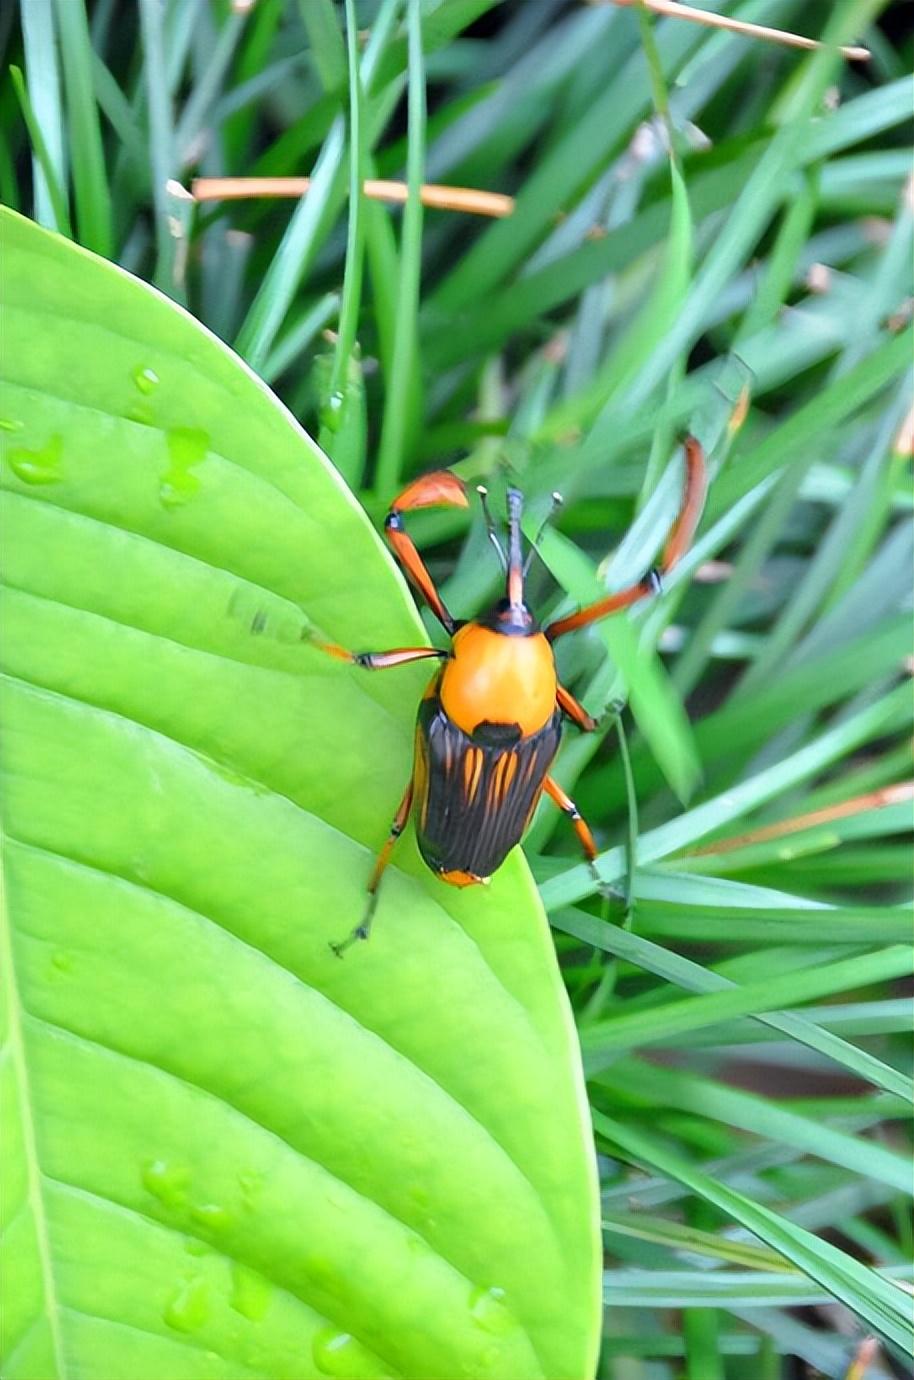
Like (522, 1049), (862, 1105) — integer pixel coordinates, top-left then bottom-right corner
(552, 909), (913, 1100)
(375, 0), (426, 494)
(593, 1113), (914, 1354)
(9, 66), (71, 238)
(52, 0), (112, 257)
(19, 0), (67, 233)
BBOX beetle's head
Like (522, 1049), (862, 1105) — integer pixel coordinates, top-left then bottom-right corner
(475, 483), (563, 635)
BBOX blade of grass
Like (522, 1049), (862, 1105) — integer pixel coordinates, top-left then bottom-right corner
(593, 1113), (914, 1354)
(602, 1211), (794, 1272)
(234, 117), (346, 373)
(375, 0), (426, 494)
(296, 0), (346, 97)
(319, 0), (368, 456)
(19, 0), (67, 233)
(552, 908), (913, 1100)
(137, 0), (176, 293)
(174, 8), (247, 165)
(628, 899), (914, 946)
(52, 0), (112, 256)
(540, 681), (911, 907)
(595, 1057), (912, 1193)
(582, 946), (913, 1108)
(9, 66), (71, 237)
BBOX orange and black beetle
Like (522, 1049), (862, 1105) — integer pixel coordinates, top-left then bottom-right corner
(316, 440), (706, 954)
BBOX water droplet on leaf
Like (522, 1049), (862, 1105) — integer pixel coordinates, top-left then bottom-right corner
(191, 1202), (232, 1233)
(6, 434), (62, 485)
(312, 1328), (354, 1376)
(160, 427), (209, 509)
(142, 1159), (191, 1209)
(164, 1275), (209, 1333)
(319, 390), (345, 433)
(230, 1263), (271, 1321)
(469, 1285), (514, 1334)
(0, 418), (24, 432)
(133, 365), (160, 394)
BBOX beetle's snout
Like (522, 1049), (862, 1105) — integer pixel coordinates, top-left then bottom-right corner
(506, 487), (525, 609)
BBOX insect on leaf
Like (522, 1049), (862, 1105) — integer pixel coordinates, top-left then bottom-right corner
(0, 207), (600, 1380)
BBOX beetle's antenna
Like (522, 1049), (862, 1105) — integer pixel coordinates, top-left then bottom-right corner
(506, 487), (525, 608)
(523, 491), (563, 576)
(476, 485), (508, 571)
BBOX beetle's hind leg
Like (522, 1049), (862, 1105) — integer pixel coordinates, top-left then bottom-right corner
(330, 780), (414, 957)
(545, 436), (707, 642)
(543, 775), (622, 901)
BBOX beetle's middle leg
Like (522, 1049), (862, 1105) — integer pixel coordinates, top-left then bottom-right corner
(556, 683), (599, 732)
(330, 780), (414, 958)
(543, 775), (620, 899)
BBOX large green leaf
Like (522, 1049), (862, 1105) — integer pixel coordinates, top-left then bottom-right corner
(0, 208), (600, 1380)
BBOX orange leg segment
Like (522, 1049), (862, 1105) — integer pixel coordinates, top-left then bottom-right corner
(384, 470), (469, 635)
(330, 780), (414, 957)
(313, 642), (447, 670)
(543, 775), (599, 863)
(543, 775), (620, 899)
(546, 436), (707, 642)
(557, 683), (599, 733)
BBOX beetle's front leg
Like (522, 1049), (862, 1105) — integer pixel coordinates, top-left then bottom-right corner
(307, 639), (448, 671)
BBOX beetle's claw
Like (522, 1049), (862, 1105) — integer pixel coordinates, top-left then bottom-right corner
(589, 862), (624, 902)
(328, 922), (370, 959)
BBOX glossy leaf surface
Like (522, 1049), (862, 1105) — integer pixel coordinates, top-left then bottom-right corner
(0, 208), (600, 1380)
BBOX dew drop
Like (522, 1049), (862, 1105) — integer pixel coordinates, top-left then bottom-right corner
(469, 1285), (514, 1335)
(133, 365), (160, 394)
(319, 390), (345, 434)
(142, 1159), (191, 1209)
(160, 427), (209, 509)
(163, 1275), (209, 1333)
(127, 402), (154, 426)
(50, 949), (73, 975)
(312, 1327), (354, 1376)
(229, 1262), (271, 1321)
(184, 1237), (210, 1257)
(6, 434), (62, 485)
(0, 418), (24, 432)
(191, 1202), (232, 1233)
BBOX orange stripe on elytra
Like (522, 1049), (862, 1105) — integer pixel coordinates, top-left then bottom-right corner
(463, 747), (484, 804)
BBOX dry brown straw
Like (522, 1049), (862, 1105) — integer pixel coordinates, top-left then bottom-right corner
(192, 177), (515, 219)
(689, 782), (914, 856)
(604, 0), (870, 61)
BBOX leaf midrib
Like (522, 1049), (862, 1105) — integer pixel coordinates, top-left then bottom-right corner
(0, 828), (67, 1378)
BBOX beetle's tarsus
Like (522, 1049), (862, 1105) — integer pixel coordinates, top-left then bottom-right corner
(329, 921), (371, 958)
(589, 862), (624, 902)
